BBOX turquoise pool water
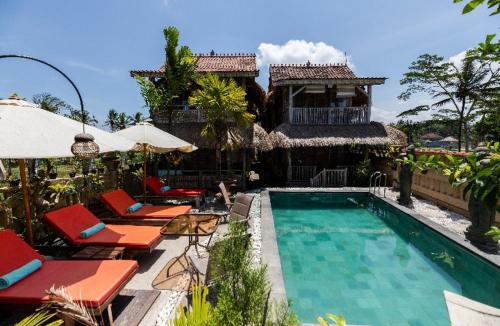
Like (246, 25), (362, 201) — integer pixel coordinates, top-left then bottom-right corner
(270, 192), (500, 326)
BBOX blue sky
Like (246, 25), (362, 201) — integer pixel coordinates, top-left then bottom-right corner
(0, 0), (497, 128)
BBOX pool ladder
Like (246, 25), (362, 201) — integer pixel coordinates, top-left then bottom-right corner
(369, 171), (387, 197)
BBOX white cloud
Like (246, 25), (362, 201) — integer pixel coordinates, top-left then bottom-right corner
(66, 61), (120, 76)
(370, 106), (397, 124)
(257, 40), (354, 70)
(448, 50), (467, 68)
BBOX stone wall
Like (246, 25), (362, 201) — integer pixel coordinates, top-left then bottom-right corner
(393, 169), (500, 223)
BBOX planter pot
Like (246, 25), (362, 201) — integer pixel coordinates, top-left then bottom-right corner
(397, 166), (413, 207)
(48, 172), (58, 179)
(90, 168), (98, 174)
(465, 196), (499, 252)
(8, 179), (20, 187)
(69, 172), (76, 178)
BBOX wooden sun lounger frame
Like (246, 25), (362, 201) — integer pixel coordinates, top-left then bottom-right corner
(0, 265), (137, 324)
(134, 193), (205, 208)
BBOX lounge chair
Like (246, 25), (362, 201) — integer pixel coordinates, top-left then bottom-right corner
(218, 182), (233, 210)
(0, 229), (137, 318)
(101, 189), (192, 225)
(226, 193), (255, 226)
(144, 176), (207, 208)
(44, 204), (162, 253)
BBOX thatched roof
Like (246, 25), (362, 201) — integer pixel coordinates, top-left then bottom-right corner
(268, 122), (407, 148)
(155, 123), (273, 151)
(421, 132), (442, 141)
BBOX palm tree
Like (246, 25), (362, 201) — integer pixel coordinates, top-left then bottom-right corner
(134, 26), (197, 129)
(188, 73), (254, 176)
(115, 112), (133, 130)
(132, 112), (144, 124)
(104, 109), (119, 131)
(398, 53), (499, 151)
(32, 93), (71, 114)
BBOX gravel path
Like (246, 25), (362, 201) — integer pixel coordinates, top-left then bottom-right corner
(384, 188), (471, 236)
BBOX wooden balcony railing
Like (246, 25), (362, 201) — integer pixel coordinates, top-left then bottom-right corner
(291, 106), (369, 125)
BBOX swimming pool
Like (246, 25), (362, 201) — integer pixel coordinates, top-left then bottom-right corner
(270, 192), (500, 325)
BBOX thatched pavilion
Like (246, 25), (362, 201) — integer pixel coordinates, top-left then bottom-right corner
(264, 62), (407, 186)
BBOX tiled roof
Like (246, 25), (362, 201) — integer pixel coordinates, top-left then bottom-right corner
(270, 63), (356, 83)
(269, 63), (386, 85)
(131, 53), (258, 77)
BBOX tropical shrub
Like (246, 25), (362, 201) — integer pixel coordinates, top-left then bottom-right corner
(169, 285), (212, 326)
(209, 221), (269, 326)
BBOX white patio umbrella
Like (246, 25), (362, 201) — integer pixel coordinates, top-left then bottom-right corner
(114, 122), (197, 196)
(0, 97), (136, 244)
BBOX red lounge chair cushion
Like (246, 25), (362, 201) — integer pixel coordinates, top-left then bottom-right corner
(74, 224), (161, 249)
(44, 204), (161, 248)
(146, 177), (207, 197)
(0, 230), (45, 276)
(101, 189), (137, 216)
(0, 260), (137, 308)
(101, 189), (191, 219)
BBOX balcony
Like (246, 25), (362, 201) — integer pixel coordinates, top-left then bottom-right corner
(290, 106), (369, 125)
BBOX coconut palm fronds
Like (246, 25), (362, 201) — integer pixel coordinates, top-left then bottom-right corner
(14, 311), (63, 326)
(44, 286), (98, 326)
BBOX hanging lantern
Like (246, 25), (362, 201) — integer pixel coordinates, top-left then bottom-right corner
(71, 133), (100, 159)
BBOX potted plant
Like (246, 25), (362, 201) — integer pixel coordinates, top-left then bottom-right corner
(48, 166), (58, 179)
(68, 159), (80, 178)
(395, 145), (418, 206)
(440, 142), (499, 252)
(7, 173), (20, 187)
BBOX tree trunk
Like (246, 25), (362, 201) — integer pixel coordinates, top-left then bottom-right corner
(464, 121), (470, 152)
(215, 147), (222, 179)
(457, 116), (463, 152)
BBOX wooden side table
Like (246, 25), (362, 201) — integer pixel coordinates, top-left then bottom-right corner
(72, 246), (125, 260)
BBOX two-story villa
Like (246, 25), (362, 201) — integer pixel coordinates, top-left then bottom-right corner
(130, 52), (271, 188)
(265, 62), (406, 186)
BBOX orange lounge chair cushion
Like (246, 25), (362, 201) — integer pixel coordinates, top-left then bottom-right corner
(0, 230), (45, 276)
(74, 224), (161, 249)
(0, 260), (138, 308)
(44, 204), (161, 248)
(101, 189), (191, 219)
(146, 177), (207, 197)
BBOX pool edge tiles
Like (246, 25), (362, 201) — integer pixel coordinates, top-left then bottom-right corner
(261, 189), (500, 325)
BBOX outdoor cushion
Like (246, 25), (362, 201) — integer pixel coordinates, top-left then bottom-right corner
(0, 259), (138, 308)
(146, 177), (207, 197)
(80, 222), (105, 239)
(0, 259), (42, 289)
(101, 189), (192, 219)
(127, 202), (143, 213)
(0, 230), (45, 277)
(44, 204), (162, 248)
(74, 224), (161, 249)
(160, 185), (171, 193)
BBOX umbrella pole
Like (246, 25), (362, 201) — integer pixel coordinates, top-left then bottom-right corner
(18, 159), (33, 245)
(143, 144), (147, 198)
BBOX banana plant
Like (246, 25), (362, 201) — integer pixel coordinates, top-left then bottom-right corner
(317, 313), (347, 326)
(15, 311), (63, 326)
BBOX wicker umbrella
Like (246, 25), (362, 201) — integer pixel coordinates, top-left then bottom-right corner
(0, 97), (136, 244)
(115, 122), (197, 196)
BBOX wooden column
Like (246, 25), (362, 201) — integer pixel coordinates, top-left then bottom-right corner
(18, 159), (33, 245)
(367, 85), (372, 123)
(242, 148), (247, 189)
(143, 144), (148, 197)
(286, 149), (292, 183)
